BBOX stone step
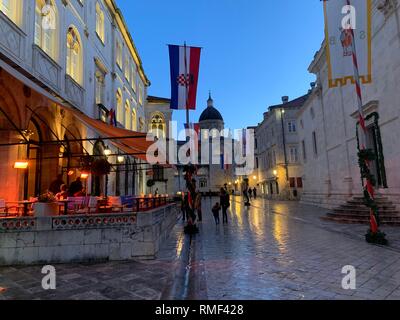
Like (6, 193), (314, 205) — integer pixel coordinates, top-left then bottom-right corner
(333, 208), (399, 216)
(322, 216), (400, 226)
(327, 212), (400, 220)
(338, 204), (397, 211)
(347, 199), (394, 206)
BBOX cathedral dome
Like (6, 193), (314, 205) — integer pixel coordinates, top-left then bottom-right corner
(199, 94), (223, 122)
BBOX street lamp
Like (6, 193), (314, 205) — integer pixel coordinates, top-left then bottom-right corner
(117, 155), (125, 163)
(273, 170), (278, 177)
(104, 147), (112, 156)
(13, 161), (29, 169)
(280, 108), (289, 182)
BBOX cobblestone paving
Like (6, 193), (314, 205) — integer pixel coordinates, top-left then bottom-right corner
(1, 198), (400, 300)
(194, 197), (400, 300)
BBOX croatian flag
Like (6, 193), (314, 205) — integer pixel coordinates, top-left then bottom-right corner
(169, 45), (201, 110)
(184, 123), (200, 135)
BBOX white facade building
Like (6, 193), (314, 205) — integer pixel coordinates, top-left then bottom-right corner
(298, 0), (400, 208)
(0, 0), (171, 201)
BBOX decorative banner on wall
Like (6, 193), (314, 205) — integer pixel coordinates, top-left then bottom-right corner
(323, 0), (372, 88)
(169, 45), (202, 110)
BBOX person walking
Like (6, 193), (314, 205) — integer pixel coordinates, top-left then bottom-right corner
(220, 187), (230, 224)
(181, 192), (186, 221)
(212, 202), (221, 225)
(195, 191), (203, 222)
(253, 187), (257, 199)
(248, 188), (253, 199)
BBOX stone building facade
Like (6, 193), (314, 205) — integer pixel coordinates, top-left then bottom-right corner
(298, 0), (400, 208)
(175, 95), (235, 194)
(252, 95), (308, 200)
(0, 0), (170, 202)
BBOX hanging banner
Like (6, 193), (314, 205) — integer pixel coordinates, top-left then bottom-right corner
(323, 0), (372, 88)
(168, 45), (201, 110)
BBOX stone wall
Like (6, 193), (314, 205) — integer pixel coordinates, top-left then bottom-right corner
(0, 204), (178, 266)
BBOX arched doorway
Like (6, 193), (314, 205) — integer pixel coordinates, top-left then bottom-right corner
(26, 118), (43, 198)
(92, 140), (105, 196)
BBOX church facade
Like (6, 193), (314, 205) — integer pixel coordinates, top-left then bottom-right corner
(175, 95), (235, 194)
(298, 1), (400, 208)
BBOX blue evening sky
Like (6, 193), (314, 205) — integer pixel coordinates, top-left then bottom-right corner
(116, 0), (325, 131)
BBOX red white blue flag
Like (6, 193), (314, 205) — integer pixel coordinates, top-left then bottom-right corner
(184, 123), (200, 135)
(109, 108), (117, 127)
(169, 45), (201, 110)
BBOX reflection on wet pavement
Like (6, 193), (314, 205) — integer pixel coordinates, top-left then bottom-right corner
(190, 196), (400, 300)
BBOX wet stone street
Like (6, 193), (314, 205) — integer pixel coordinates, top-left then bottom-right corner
(1, 197), (400, 300)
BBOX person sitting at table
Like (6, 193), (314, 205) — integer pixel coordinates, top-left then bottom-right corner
(74, 188), (86, 197)
(56, 184), (68, 200)
(69, 177), (83, 197)
(49, 174), (65, 195)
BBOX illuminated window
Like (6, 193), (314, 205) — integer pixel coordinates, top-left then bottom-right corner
(0, 0), (18, 24)
(124, 100), (130, 129)
(116, 89), (123, 124)
(150, 113), (165, 139)
(95, 69), (105, 105)
(130, 63), (136, 92)
(131, 109), (137, 131)
(66, 26), (82, 84)
(116, 40), (122, 68)
(35, 0), (57, 60)
(138, 83), (143, 105)
(124, 53), (130, 80)
(95, 2), (105, 43)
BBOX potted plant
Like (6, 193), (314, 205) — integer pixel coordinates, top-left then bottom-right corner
(33, 191), (59, 217)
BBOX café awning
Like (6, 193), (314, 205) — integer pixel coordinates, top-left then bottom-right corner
(62, 106), (153, 162)
(0, 57), (159, 164)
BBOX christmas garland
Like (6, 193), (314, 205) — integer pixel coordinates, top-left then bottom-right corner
(356, 113), (388, 245)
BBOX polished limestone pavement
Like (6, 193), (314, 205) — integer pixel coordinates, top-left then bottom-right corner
(1, 197), (400, 300)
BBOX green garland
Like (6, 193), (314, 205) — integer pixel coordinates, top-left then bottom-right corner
(356, 115), (388, 245)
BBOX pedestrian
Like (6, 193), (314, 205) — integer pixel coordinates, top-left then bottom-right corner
(195, 191), (203, 222)
(69, 177), (83, 197)
(181, 192), (186, 221)
(253, 187), (257, 199)
(212, 202), (221, 225)
(220, 187), (230, 224)
(49, 174), (65, 195)
(243, 184), (250, 207)
(248, 188), (253, 199)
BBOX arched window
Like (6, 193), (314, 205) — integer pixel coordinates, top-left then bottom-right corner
(124, 100), (130, 129)
(66, 26), (83, 85)
(0, 0), (20, 25)
(150, 113), (166, 139)
(116, 89), (123, 124)
(95, 2), (105, 43)
(131, 109), (137, 131)
(34, 0), (57, 60)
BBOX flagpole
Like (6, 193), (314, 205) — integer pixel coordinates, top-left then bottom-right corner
(184, 41), (190, 127)
(346, 0), (384, 241)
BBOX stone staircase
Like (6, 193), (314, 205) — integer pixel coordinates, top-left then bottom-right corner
(323, 196), (400, 226)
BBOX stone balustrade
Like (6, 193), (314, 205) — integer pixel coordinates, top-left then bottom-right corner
(0, 204), (178, 266)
